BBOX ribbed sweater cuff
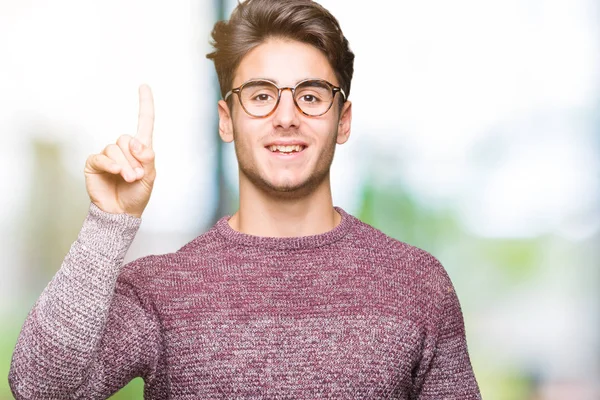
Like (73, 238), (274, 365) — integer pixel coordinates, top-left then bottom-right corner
(77, 203), (142, 261)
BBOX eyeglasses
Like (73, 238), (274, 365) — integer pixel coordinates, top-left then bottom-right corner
(224, 78), (346, 118)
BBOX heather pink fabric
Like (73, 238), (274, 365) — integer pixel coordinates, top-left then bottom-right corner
(10, 203), (481, 399)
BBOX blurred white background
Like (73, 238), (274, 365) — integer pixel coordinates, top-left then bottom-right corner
(1, 0), (598, 398)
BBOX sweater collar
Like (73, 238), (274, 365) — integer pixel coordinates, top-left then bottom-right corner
(214, 207), (354, 251)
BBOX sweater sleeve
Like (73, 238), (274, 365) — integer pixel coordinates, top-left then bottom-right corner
(413, 284), (481, 399)
(9, 203), (163, 399)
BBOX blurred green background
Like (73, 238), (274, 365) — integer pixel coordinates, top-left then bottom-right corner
(1, 0), (598, 399)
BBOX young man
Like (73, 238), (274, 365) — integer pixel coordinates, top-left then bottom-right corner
(10, 0), (481, 398)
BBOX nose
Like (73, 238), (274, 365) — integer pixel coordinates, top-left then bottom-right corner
(271, 88), (300, 129)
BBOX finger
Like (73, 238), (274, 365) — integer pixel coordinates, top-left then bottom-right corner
(116, 135), (144, 179)
(104, 144), (138, 182)
(135, 84), (154, 148)
(85, 154), (122, 175)
(129, 137), (156, 173)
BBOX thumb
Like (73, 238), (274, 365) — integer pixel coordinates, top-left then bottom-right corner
(130, 137), (156, 172)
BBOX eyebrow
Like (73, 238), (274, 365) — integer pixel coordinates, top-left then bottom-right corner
(247, 77), (323, 86)
(253, 77), (279, 84)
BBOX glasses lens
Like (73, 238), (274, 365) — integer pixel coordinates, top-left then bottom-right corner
(239, 81), (279, 117)
(295, 80), (334, 116)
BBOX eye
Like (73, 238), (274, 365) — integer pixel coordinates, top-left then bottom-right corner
(246, 91), (276, 104)
(241, 81), (278, 104)
(296, 82), (330, 104)
(253, 93), (273, 102)
(301, 94), (319, 103)
(298, 93), (326, 104)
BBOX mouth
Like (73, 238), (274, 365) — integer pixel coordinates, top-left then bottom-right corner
(265, 143), (308, 160)
(266, 144), (307, 155)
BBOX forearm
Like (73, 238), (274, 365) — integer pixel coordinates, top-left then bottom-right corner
(9, 203), (141, 398)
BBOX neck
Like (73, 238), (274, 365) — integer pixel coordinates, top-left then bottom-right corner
(228, 175), (341, 238)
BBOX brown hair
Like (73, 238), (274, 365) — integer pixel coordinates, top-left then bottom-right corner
(206, 0), (354, 106)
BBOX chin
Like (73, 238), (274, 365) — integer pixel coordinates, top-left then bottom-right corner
(239, 161), (330, 198)
(265, 178), (310, 194)
(258, 174), (323, 199)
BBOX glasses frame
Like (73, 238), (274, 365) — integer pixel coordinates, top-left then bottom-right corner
(224, 78), (347, 118)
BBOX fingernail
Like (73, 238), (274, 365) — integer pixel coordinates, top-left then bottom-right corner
(131, 138), (142, 152)
(135, 167), (144, 178)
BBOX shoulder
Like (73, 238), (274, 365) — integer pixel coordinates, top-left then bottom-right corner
(345, 213), (454, 294)
(117, 225), (227, 288)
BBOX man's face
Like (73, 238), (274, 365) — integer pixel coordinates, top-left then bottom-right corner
(218, 38), (352, 198)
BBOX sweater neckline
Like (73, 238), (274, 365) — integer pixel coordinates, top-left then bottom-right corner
(214, 207), (353, 251)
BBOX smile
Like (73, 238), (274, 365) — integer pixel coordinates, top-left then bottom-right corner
(267, 144), (306, 154)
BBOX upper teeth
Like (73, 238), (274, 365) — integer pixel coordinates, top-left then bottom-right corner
(269, 145), (303, 153)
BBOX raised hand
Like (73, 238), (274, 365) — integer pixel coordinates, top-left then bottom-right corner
(84, 85), (156, 218)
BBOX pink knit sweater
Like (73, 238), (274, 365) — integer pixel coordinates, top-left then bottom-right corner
(9, 203), (480, 399)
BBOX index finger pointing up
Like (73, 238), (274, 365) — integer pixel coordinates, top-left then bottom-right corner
(136, 84), (155, 148)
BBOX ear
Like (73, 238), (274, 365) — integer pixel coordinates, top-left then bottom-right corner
(218, 100), (234, 143)
(336, 100), (352, 145)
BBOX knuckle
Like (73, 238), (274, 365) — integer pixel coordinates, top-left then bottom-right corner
(116, 134), (132, 147)
(85, 154), (106, 172)
(105, 144), (123, 158)
(105, 143), (117, 153)
(89, 154), (102, 167)
(145, 149), (156, 161)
